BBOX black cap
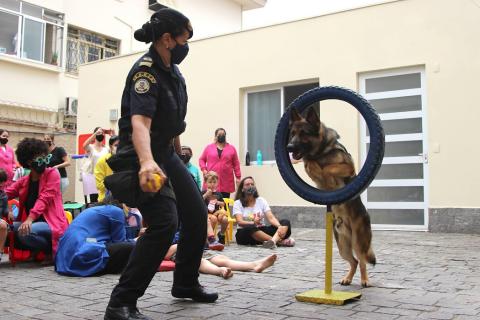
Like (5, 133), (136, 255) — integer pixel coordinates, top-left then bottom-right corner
(134, 8), (193, 43)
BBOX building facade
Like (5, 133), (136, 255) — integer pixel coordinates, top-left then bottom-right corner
(77, 0), (480, 233)
(0, 0), (265, 201)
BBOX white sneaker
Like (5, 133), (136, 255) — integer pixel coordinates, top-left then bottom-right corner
(262, 239), (276, 249)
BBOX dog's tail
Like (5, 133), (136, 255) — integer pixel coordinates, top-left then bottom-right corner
(366, 246), (376, 266)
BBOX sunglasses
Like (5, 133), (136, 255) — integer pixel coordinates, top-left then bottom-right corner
(33, 154), (52, 166)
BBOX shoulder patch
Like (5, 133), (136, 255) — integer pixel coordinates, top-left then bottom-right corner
(134, 78), (150, 94)
(143, 56), (153, 61)
(133, 71), (157, 84)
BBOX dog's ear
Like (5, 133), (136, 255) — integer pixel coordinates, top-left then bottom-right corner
(306, 107), (320, 127)
(289, 108), (302, 125)
(325, 126), (340, 144)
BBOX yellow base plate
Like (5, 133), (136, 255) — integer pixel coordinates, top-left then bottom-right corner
(295, 289), (361, 305)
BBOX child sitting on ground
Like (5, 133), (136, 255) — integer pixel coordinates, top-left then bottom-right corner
(202, 171), (229, 248)
(0, 169), (12, 262)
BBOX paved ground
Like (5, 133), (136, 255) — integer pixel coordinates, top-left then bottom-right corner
(1, 228), (480, 320)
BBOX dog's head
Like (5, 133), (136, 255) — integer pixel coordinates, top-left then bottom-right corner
(287, 107), (339, 160)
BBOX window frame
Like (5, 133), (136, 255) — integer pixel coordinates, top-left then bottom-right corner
(66, 26), (120, 74)
(0, 2), (64, 65)
(243, 79), (319, 165)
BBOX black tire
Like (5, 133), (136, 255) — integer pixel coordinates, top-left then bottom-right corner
(274, 86), (385, 205)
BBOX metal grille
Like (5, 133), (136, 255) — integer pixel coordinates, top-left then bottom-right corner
(66, 27), (119, 74)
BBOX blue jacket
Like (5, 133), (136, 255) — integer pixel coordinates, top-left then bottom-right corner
(55, 205), (131, 276)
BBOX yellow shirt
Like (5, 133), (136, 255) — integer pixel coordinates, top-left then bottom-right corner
(94, 153), (113, 202)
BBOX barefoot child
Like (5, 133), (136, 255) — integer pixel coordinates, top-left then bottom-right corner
(164, 242), (277, 279)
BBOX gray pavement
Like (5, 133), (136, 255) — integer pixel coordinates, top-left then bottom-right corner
(1, 228), (480, 319)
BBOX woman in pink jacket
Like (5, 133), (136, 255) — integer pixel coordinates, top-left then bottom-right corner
(5, 138), (68, 258)
(199, 128), (241, 198)
(0, 129), (16, 188)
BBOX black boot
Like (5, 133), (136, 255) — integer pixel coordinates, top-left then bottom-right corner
(104, 305), (152, 320)
(171, 284), (218, 303)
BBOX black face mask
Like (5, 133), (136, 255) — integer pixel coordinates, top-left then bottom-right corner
(182, 154), (192, 164)
(31, 161), (46, 174)
(217, 135), (226, 143)
(170, 42), (189, 65)
(0, 138), (8, 145)
(244, 186), (258, 197)
(96, 135), (105, 142)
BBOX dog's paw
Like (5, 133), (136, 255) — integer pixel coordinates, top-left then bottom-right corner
(361, 279), (370, 288)
(339, 277), (352, 286)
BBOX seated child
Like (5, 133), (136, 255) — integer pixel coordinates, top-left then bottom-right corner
(0, 169), (12, 262)
(202, 171), (229, 247)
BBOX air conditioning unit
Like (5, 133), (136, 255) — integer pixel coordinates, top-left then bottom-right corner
(65, 97), (78, 116)
(149, 0), (167, 11)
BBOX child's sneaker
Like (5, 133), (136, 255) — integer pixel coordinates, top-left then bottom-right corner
(208, 240), (224, 251)
(279, 237), (295, 247)
(262, 239), (276, 249)
(217, 232), (225, 245)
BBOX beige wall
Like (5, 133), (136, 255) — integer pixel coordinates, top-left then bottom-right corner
(77, 0), (480, 208)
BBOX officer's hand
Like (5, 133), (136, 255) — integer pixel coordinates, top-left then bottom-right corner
(139, 159), (166, 193)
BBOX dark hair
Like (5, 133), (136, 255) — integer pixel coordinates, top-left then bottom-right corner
(93, 127), (101, 133)
(181, 145), (192, 154)
(235, 176), (259, 206)
(134, 8), (193, 44)
(214, 128), (226, 136)
(44, 133), (54, 142)
(15, 138), (48, 168)
(0, 168), (7, 183)
(89, 193), (123, 209)
(0, 129), (9, 136)
(109, 135), (119, 146)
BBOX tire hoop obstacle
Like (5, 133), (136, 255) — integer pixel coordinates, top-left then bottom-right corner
(274, 86), (385, 305)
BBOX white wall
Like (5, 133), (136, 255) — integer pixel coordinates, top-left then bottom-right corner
(173, 0), (242, 39)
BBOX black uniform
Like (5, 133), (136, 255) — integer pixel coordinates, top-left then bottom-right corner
(108, 46), (207, 307)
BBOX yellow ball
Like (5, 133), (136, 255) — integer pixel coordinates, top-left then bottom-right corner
(146, 173), (164, 192)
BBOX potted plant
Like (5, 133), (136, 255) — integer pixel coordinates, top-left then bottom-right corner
(51, 52), (58, 65)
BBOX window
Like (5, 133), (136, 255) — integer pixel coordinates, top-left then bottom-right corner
(66, 27), (120, 74)
(245, 82), (319, 163)
(0, 1), (64, 65)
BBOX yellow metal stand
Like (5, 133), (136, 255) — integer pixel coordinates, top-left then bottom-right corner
(295, 206), (361, 305)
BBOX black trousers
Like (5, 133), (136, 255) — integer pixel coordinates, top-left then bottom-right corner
(235, 219), (292, 245)
(109, 151), (207, 307)
(104, 242), (136, 274)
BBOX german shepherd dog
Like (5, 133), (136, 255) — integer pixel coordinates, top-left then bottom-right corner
(287, 107), (376, 287)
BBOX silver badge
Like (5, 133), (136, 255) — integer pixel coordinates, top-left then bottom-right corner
(134, 78), (150, 94)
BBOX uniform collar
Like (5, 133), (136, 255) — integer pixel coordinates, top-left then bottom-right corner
(149, 45), (168, 71)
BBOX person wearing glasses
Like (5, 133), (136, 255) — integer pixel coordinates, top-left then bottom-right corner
(4, 138), (68, 259)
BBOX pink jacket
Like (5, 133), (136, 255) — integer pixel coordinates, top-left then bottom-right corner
(6, 167), (68, 256)
(0, 144), (15, 187)
(199, 143), (241, 193)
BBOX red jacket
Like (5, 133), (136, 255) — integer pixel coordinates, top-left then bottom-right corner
(6, 168), (68, 256)
(199, 143), (241, 193)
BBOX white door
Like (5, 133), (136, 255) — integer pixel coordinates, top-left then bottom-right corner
(359, 67), (428, 231)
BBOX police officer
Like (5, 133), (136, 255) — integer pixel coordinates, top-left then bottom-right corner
(104, 9), (217, 320)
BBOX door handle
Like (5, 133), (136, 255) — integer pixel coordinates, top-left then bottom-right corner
(418, 153), (428, 163)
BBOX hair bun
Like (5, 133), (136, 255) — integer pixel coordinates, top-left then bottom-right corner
(134, 22), (153, 43)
